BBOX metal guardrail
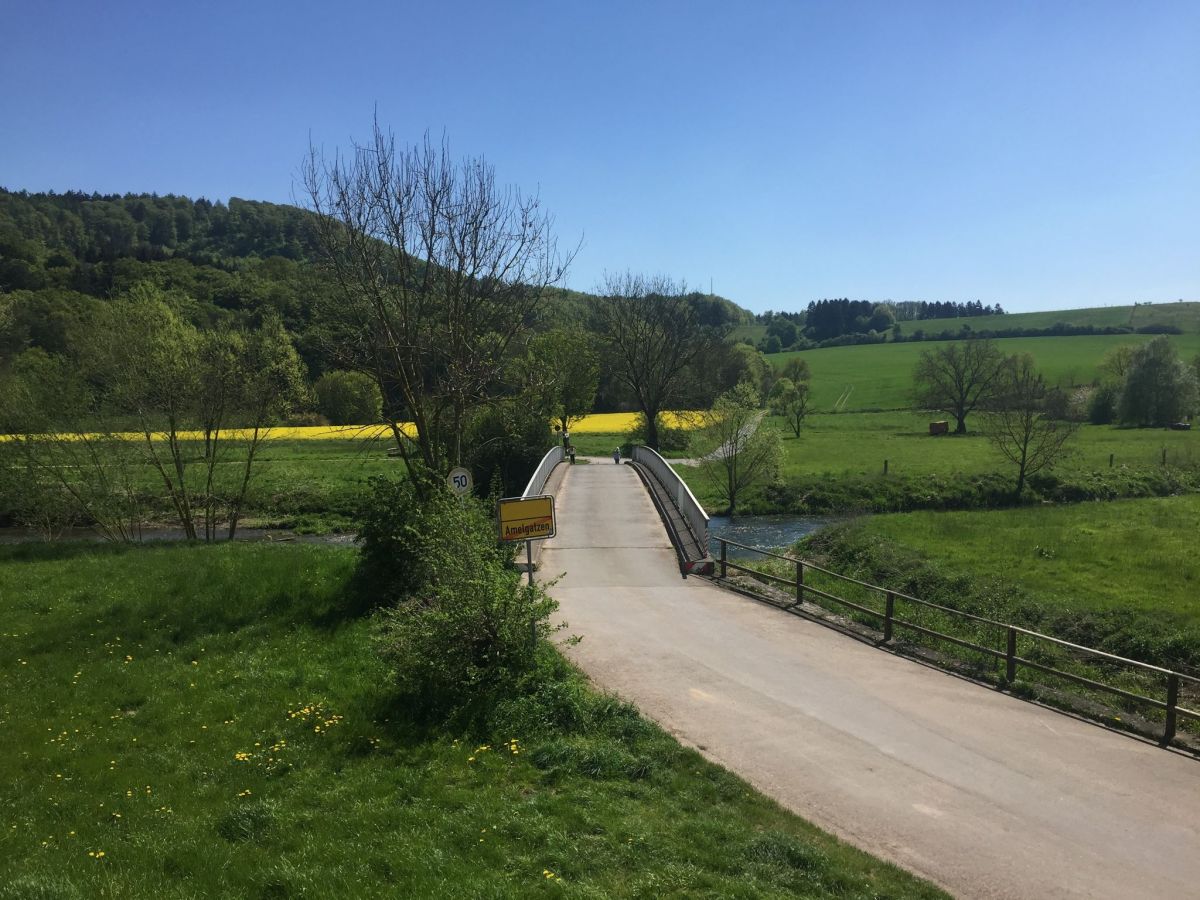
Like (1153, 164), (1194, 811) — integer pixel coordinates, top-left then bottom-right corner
(522, 446), (564, 498)
(715, 536), (1199, 747)
(630, 445), (709, 557)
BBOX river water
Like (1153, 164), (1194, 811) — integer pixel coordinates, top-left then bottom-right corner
(0, 526), (356, 546)
(707, 515), (835, 559)
(1, 518), (831, 559)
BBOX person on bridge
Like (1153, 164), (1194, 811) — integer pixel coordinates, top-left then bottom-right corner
(562, 427), (570, 448)
(612, 447), (621, 464)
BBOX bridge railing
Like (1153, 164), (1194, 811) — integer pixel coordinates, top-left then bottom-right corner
(630, 445), (709, 557)
(714, 536), (1199, 747)
(523, 446), (564, 498)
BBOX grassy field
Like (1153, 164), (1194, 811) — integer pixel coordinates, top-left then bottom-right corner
(673, 410), (1200, 515)
(771, 333), (1200, 410)
(850, 496), (1200, 632)
(0, 542), (944, 899)
(766, 412), (1200, 478)
(912, 300), (1200, 337)
(731, 302), (1200, 349)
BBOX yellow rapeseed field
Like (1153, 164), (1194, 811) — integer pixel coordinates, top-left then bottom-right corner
(565, 411), (699, 433)
(1, 413), (698, 442)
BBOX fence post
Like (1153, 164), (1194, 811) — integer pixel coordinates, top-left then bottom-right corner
(1006, 627), (1017, 684)
(1162, 447), (1167, 467)
(883, 459), (889, 476)
(1109, 453), (1114, 468)
(884, 591), (895, 642)
(795, 561), (804, 605)
(719, 539), (727, 579)
(1163, 673), (1180, 745)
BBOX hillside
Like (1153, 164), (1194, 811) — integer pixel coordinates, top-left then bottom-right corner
(735, 301), (1200, 354)
(912, 301), (1200, 337)
(773, 332), (1200, 411)
(0, 188), (754, 374)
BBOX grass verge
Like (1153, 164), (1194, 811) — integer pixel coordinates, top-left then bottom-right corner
(0, 542), (945, 898)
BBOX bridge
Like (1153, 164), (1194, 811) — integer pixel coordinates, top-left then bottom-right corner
(523, 448), (1200, 900)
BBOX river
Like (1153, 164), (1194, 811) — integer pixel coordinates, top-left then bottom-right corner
(707, 514), (835, 559)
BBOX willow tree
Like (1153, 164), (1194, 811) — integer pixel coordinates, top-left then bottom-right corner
(301, 124), (574, 487)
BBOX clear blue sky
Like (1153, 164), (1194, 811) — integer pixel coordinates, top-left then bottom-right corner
(3, 0), (1196, 313)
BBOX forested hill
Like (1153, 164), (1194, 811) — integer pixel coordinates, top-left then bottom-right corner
(0, 189), (321, 269)
(0, 188), (753, 374)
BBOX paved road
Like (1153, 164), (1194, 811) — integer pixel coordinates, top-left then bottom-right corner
(538, 461), (1200, 900)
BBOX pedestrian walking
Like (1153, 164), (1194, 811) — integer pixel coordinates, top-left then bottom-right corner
(613, 446), (621, 464)
(562, 427), (570, 448)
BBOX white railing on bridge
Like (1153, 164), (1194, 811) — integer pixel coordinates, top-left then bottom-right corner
(522, 446), (565, 497)
(630, 445), (709, 557)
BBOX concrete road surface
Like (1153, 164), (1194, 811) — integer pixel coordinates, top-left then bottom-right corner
(538, 461), (1200, 900)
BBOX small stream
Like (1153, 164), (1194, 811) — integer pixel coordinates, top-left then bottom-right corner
(0, 526), (356, 546)
(707, 515), (836, 559)
(2, 518), (834, 559)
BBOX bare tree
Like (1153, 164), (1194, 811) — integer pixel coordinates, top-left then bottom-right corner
(301, 124), (574, 486)
(592, 272), (725, 449)
(986, 356), (1077, 496)
(694, 383), (780, 516)
(913, 338), (1008, 434)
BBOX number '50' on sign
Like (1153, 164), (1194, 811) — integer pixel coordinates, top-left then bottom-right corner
(447, 467), (472, 495)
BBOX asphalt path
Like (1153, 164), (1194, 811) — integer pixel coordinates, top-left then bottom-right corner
(538, 460), (1200, 900)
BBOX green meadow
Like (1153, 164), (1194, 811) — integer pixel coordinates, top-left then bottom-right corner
(0, 542), (944, 899)
(764, 411), (1200, 479)
(773, 333), (1200, 410)
(913, 300), (1200, 336)
(851, 496), (1200, 631)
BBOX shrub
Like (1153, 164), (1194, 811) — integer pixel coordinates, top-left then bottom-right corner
(314, 370), (382, 425)
(357, 470), (558, 719)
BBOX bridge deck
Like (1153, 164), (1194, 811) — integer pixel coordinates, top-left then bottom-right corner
(539, 460), (1200, 900)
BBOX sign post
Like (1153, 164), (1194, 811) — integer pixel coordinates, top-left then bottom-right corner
(497, 494), (557, 642)
(496, 495), (556, 544)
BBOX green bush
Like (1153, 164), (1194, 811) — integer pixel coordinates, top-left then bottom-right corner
(1088, 382), (1118, 424)
(314, 369), (382, 425)
(356, 470), (558, 720)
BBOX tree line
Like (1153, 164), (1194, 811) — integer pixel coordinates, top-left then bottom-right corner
(0, 130), (770, 535)
(751, 299), (1005, 352)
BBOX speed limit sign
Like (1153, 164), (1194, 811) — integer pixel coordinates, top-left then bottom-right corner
(447, 467), (473, 495)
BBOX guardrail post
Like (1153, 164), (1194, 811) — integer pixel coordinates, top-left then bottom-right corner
(719, 539), (727, 578)
(1163, 673), (1179, 745)
(795, 561), (804, 604)
(884, 591), (895, 642)
(1005, 627), (1017, 684)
